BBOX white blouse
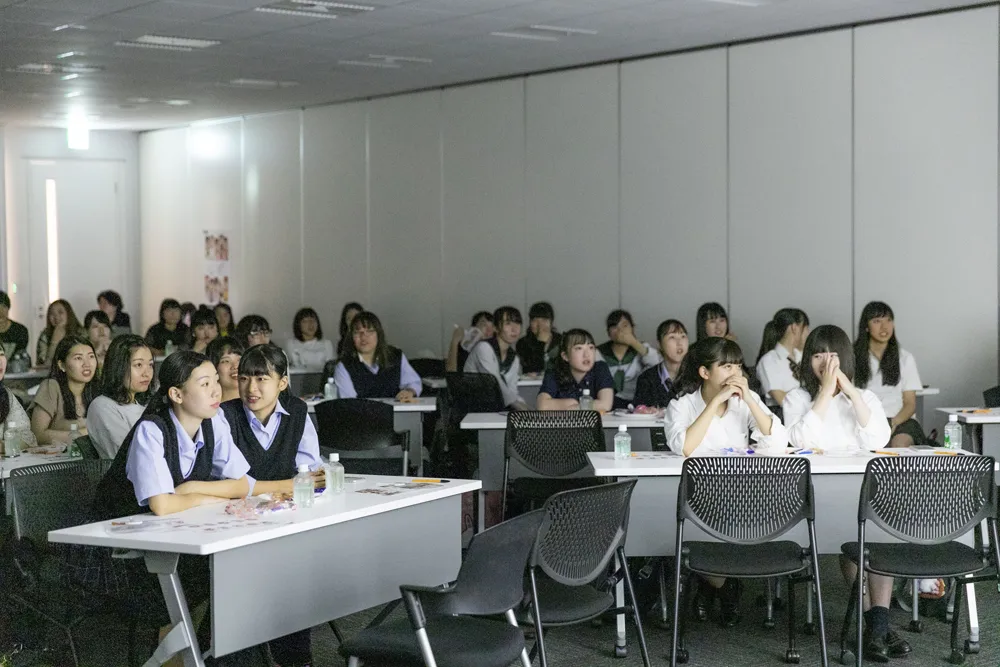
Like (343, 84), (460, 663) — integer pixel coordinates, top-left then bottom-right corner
(864, 349), (922, 420)
(782, 387), (891, 452)
(664, 388), (787, 456)
(284, 338), (336, 372)
(756, 344), (802, 406)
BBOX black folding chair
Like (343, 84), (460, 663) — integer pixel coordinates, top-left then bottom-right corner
(983, 385), (1000, 408)
(839, 455), (1000, 666)
(670, 457), (827, 667)
(409, 358), (445, 380)
(501, 410), (605, 520)
(446, 372), (505, 413)
(340, 509), (545, 667)
(313, 398), (410, 475)
(527, 479), (650, 667)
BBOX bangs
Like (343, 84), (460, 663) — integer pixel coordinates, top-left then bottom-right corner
(562, 329), (595, 349)
(861, 301), (894, 322)
(238, 346), (281, 377)
(351, 311), (380, 332)
(805, 325), (852, 358)
(657, 319), (687, 340)
(702, 304), (727, 321)
(716, 339), (744, 366)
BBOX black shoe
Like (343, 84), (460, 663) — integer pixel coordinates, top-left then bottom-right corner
(884, 630), (912, 658)
(693, 581), (714, 622)
(718, 580), (742, 628)
(862, 631), (891, 664)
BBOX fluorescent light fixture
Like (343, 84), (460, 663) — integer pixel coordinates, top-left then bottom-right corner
(292, 0), (374, 10)
(53, 24), (86, 32)
(226, 78), (300, 89)
(56, 51), (79, 59)
(163, 99), (192, 106)
(698, 0), (771, 5)
(12, 63), (103, 75)
(67, 105), (90, 149)
(65, 91), (82, 98)
(369, 54), (432, 64)
(116, 41), (193, 51)
(490, 31), (559, 42)
(255, 2), (338, 18)
(529, 24), (598, 35)
(61, 73), (79, 80)
(189, 129), (228, 160)
(135, 34), (220, 48)
(127, 97), (151, 103)
(45, 179), (61, 301)
(338, 59), (400, 69)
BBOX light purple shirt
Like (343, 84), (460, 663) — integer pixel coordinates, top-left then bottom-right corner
(334, 353), (423, 399)
(126, 409), (251, 507)
(242, 402), (322, 476)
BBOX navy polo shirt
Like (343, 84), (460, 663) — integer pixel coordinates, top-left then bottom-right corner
(539, 361), (615, 400)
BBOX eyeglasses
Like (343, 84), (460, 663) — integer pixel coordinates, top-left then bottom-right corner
(249, 329), (271, 336)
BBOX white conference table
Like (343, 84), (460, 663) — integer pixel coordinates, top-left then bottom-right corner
(938, 407), (1000, 456)
(306, 397), (437, 475)
(422, 375), (543, 405)
(588, 449), (986, 654)
(49, 475), (480, 666)
(460, 411), (664, 531)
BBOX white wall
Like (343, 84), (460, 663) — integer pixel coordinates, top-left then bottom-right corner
(3, 127), (140, 347)
(135, 5), (999, 433)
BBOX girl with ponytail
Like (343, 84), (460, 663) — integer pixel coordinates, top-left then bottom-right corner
(755, 308), (810, 408)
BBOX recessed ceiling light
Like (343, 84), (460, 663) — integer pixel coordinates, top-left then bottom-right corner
(65, 91), (82, 98)
(52, 24), (86, 32)
(9, 63), (103, 75)
(490, 31), (559, 42)
(698, 0), (771, 6)
(338, 59), (400, 69)
(163, 99), (192, 106)
(135, 35), (220, 48)
(293, 0), (374, 10)
(529, 24), (598, 35)
(56, 51), (80, 59)
(256, 2), (338, 18)
(225, 78), (300, 89)
(116, 41), (193, 51)
(61, 73), (79, 80)
(127, 97), (151, 104)
(369, 54), (432, 64)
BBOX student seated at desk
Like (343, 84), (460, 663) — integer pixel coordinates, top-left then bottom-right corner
(144, 299), (189, 356)
(87, 335), (154, 460)
(94, 351), (252, 520)
(854, 301), (925, 448)
(517, 301), (562, 374)
(97, 289), (132, 337)
(214, 302), (235, 338)
(0, 290), (31, 358)
(755, 308), (810, 409)
(189, 306), (219, 354)
(285, 307), (335, 371)
(634, 319), (688, 408)
(207, 336), (244, 403)
(598, 310), (661, 410)
(537, 329), (614, 411)
(84, 309), (113, 371)
(30, 337), (98, 445)
(696, 302), (737, 342)
(336, 301), (365, 359)
(446, 310), (494, 373)
(464, 306), (527, 410)
(782, 325), (908, 662)
(335, 311), (422, 400)
(37, 299), (83, 367)
(0, 347), (36, 450)
(235, 314), (272, 349)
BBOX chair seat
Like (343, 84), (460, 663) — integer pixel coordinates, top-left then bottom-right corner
(339, 615), (525, 667)
(511, 477), (602, 504)
(685, 541), (808, 577)
(528, 573), (615, 625)
(841, 541), (988, 578)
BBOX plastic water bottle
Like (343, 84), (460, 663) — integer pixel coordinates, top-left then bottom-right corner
(164, 340), (176, 357)
(4, 421), (20, 457)
(614, 424), (632, 460)
(325, 453), (345, 494)
(67, 423), (81, 457)
(579, 389), (593, 411)
(293, 464), (315, 507)
(324, 377), (338, 400)
(943, 414), (963, 451)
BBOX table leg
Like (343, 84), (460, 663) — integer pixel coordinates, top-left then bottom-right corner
(143, 551), (205, 667)
(615, 552), (626, 652)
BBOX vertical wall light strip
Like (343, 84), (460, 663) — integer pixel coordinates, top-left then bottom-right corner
(299, 110), (306, 305)
(44, 178), (60, 303)
(725, 48), (732, 314)
(850, 28), (856, 326)
(438, 91), (445, 356)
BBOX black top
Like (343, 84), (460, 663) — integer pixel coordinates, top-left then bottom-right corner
(539, 361), (614, 401)
(145, 322), (190, 351)
(516, 331), (562, 374)
(0, 321), (30, 357)
(221, 394), (308, 482)
(633, 365), (677, 408)
(341, 346), (403, 399)
(113, 311), (132, 329)
(92, 412), (216, 521)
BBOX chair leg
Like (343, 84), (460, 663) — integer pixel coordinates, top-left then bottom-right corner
(784, 579), (799, 664)
(347, 657), (360, 667)
(619, 547), (651, 667)
(805, 522), (829, 667)
(948, 580), (965, 664)
(501, 457), (511, 521)
(65, 627), (80, 667)
(529, 567), (547, 667)
(838, 577), (858, 665)
(657, 559), (671, 629)
(764, 578), (776, 629)
(855, 564), (865, 667)
(505, 609), (532, 667)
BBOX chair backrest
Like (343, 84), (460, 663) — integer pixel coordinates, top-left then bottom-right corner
(984, 385), (1000, 408)
(443, 510), (545, 616)
(505, 410), (604, 477)
(446, 372), (505, 414)
(75, 435), (99, 460)
(859, 455), (997, 545)
(9, 460), (112, 545)
(677, 456), (813, 545)
(409, 358), (444, 379)
(531, 479), (637, 587)
(314, 398), (396, 451)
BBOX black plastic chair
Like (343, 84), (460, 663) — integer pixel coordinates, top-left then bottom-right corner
(74, 435), (99, 460)
(501, 410), (605, 520)
(983, 385), (1000, 408)
(339, 509), (545, 667)
(839, 455), (1000, 666)
(670, 457), (827, 667)
(527, 479), (650, 667)
(446, 372), (506, 414)
(7, 460), (114, 666)
(314, 398), (410, 475)
(410, 358), (445, 380)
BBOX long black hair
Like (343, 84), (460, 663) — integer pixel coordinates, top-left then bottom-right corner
(239, 343), (288, 379)
(214, 302), (235, 333)
(100, 335), (153, 406)
(141, 351), (211, 419)
(853, 301), (899, 388)
(755, 308), (809, 365)
(348, 311), (396, 369)
(551, 328), (596, 390)
(799, 325), (856, 400)
(337, 302), (364, 356)
(47, 335), (99, 420)
(97, 290), (129, 327)
(293, 307), (323, 342)
(234, 314), (270, 349)
(0, 349), (9, 424)
(674, 337), (744, 398)
(695, 302), (728, 341)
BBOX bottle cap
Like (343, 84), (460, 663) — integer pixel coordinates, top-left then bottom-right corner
(327, 377), (335, 382)
(618, 424), (627, 432)
(948, 414), (958, 422)
(329, 453), (340, 462)
(6, 421), (15, 428)
(582, 389), (590, 396)
(298, 464), (310, 473)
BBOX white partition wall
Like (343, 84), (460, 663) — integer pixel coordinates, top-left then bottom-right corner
(367, 91), (443, 357)
(441, 79), (527, 343)
(243, 112), (303, 344)
(854, 7), (999, 422)
(620, 49), (728, 341)
(525, 65), (620, 338)
(302, 102), (370, 331)
(728, 31), (854, 360)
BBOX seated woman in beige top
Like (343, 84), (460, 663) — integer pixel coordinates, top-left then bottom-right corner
(30, 336), (98, 445)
